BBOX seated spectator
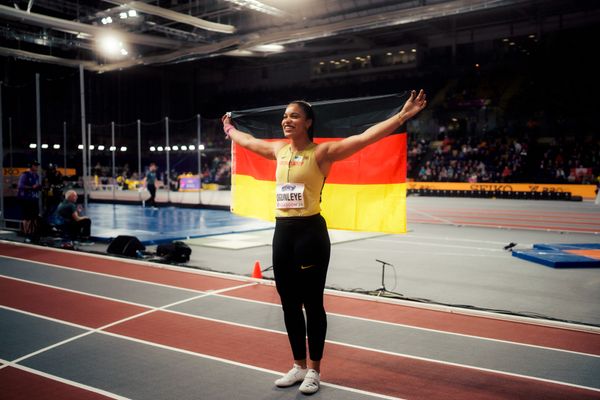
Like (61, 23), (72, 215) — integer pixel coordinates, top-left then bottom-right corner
(56, 190), (92, 243)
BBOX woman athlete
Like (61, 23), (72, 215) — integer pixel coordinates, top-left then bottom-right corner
(222, 90), (426, 394)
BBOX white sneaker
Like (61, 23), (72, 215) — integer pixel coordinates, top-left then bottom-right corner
(275, 364), (307, 387)
(299, 369), (320, 394)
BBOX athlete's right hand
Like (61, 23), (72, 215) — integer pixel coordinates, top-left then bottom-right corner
(222, 113), (232, 126)
(222, 113), (233, 139)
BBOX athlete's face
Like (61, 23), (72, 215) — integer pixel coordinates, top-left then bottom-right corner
(282, 103), (312, 140)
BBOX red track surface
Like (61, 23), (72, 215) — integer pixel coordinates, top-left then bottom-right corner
(0, 367), (111, 400)
(0, 242), (241, 292)
(3, 241), (599, 355)
(2, 242), (600, 399)
(407, 206), (600, 233)
(107, 311), (599, 400)
(0, 277), (148, 328)
(225, 284), (600, 355)
(2, 277), (598, 400)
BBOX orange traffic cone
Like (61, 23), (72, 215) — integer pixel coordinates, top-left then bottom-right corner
(252, 261), (263, 279)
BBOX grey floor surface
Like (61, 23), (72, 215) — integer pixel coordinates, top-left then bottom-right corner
(183, 198), (600, 327)
(3, 197), (599, 327)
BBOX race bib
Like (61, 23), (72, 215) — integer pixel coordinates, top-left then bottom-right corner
(276, 183), (305, 209)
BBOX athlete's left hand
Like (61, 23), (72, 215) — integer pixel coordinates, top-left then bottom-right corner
(400, 89), (427, 120)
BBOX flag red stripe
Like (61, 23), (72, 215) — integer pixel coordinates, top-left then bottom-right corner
(233, 134), (406, 185)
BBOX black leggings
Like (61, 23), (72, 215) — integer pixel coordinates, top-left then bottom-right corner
(273, 214), (330, 362)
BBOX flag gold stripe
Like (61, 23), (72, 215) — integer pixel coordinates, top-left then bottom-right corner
(231, 174), (407, 233)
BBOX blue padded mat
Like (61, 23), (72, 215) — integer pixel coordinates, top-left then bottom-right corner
(533, 243), (600, 251)
(512, 248), (600, 268)
(84, 204), (274, 245)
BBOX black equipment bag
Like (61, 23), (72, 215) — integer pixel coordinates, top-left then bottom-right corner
(107, 235), (145, 257)
(156, 241), (192, 263)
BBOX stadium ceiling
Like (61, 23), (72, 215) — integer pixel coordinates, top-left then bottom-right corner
(0, 0), (597, 72)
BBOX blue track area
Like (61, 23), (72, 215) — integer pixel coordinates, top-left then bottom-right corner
(85, 204), (273, 245)
(512, 243), (600, 268)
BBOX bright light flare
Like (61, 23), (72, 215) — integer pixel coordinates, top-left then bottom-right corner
(251, 44), (284, 53)
(98, 34), (129, 58)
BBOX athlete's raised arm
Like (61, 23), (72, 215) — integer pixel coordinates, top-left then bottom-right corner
(222, 114), (285, 160)
(317, 90), (426, 165)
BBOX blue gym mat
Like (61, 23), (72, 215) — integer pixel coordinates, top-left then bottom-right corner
(84, 204), (274, 245)
(512, 243), (600, 268)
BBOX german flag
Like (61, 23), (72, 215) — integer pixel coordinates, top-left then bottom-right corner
(230, 93), (409, 233)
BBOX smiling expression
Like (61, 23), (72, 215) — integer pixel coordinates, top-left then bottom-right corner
(281, 103), (312, 139)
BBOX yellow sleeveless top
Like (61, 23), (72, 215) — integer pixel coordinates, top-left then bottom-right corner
(275, 143), (325, 217)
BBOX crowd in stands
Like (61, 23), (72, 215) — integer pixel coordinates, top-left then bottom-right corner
(408, 135), (598, 184)
(407, 134), (525, 183)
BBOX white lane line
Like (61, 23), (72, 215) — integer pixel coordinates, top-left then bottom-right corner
(321, 337), (600, 393)
(381, 234), (520, 246)
(406, 220), (600, 234)
(0, 282), (256, 372)
(4, 304), (599, 395)
(409, 208), (456, 225)
(0, 359), (131, 400)
(0, 308), (399, 400)
(0, 274), (155, 310)
(97, 330), (402, 400)
(335, 248), (508, 258)
(3, 360), (129, 399)
(0, 305), (92, 331)
(370, 238), (504, 252)
(213, 293), (600, 359)
(3, 270), (598, 359)
(0, 239), (253, 284)
(0, 254), (207, 294)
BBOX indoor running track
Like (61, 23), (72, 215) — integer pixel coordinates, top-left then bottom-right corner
(1, 241), (599, 400)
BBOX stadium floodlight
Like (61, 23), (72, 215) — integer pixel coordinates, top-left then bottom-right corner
(188, 145), (196, 151)
(251, 44), (284, 53)
(109, 146), (116, 151)
(98, 34), (128, 59)
(128, 10), (137, 17)
(199, 144), (205, 150)
(53, 144), (60, 149)
(101, 17), (113, 24)
(41, 144), (49, 149)
(157, 146), (164, 151)
(172, 145), (179, 151)
(98, 145), (105, 151)
(165, 146), (171, 151)
(181, 145), (188, 151)
(78, 144), (84, 150)
(224, 0), (286, 16)
(120, 146), (127, 151)
(29, 143), (37, 149)
(150, 146), (156, 152)
(89, 145), (95, 150)
(119, 12), (128, 19)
